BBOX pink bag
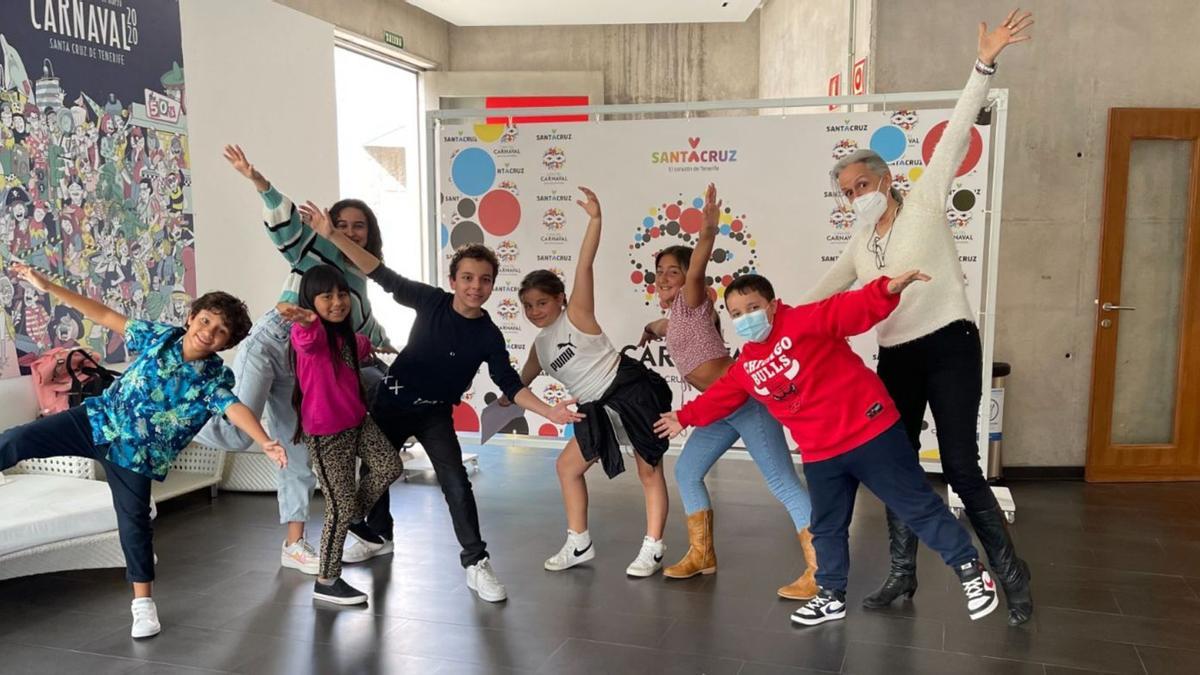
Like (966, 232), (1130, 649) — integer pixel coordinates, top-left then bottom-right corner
(28, 347), (106, 416)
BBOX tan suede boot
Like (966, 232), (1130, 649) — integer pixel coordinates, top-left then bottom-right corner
(777, 528), (819, 600)
(663, 509), (716, 579)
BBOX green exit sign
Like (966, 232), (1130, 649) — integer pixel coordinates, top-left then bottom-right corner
(383, 31), (404, 49)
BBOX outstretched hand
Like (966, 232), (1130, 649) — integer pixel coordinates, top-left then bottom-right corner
(576, 186), (601, 219)
(886, 270), (931, 295)
(654, 411), (683, 439)
(8, 260), (51, 293)
(262, 440), (288, 468)
(299, 201), (334, 238)
(276, 302), (318, 327)
(223, 145), (267, 189)
(546, 397), (585, 425)
(978, 8), (1033, 65)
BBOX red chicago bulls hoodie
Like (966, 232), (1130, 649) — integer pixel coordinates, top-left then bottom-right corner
(677, 276), (902, 463)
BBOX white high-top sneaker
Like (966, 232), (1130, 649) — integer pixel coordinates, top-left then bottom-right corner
(130, 597), (161, 638)
(544, 530), (595, 571)
(466, 557), (507, 602)
(625, 536), (665, 577)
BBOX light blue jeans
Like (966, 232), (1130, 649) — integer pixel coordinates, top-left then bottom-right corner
(193, 309), (313, 524)
(675, 398), (812, 530)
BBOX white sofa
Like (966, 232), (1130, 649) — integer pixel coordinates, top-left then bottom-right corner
(0, 375), (221, 580)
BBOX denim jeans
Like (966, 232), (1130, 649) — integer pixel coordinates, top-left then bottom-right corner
(193, 309), (314, 524)
(675, 398), (812, 530)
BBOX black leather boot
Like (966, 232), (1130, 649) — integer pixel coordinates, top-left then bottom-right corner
(966, 507), (1033, 625)
(862, 509), (919, 609)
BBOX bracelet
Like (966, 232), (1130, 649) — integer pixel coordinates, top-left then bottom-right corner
(974, 58), (997, 75)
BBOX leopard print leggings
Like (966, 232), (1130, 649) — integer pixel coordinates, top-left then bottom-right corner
(306, 416), (403, 579)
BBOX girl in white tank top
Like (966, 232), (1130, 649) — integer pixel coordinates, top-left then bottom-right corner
(515, 187), (673, 578)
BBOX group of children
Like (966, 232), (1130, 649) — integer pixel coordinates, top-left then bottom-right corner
(0, 9), (1035, 640)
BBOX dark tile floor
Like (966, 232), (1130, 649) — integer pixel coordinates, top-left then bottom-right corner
(3, 445), (1200, 674)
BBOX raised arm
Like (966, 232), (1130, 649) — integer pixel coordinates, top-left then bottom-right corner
(803, 271), (928, 339)
(10, 261), (126, 335)
(564, 186), (604, 334)
(908, 10), (1032, 215)
(683, 183), (721, 309)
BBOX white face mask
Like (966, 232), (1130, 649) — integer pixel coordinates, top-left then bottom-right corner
(852, 177), (888, 228)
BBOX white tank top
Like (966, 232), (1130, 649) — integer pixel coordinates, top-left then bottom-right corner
(534, 311), (620, 404)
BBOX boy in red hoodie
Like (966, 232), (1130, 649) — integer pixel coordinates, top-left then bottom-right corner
(655, 271), (998, 626)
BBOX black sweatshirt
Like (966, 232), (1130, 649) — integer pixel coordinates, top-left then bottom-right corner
(368, 264), (524, 410)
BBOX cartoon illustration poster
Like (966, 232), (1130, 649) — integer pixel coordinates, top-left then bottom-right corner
(0, 0), (192, 377)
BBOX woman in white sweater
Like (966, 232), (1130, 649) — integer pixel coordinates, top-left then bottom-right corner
(803, 9), (1033, 626)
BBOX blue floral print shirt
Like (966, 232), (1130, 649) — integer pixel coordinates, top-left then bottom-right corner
(84, 320), (239, 480)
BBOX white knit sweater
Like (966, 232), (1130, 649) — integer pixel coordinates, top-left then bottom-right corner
(803, 67), (992, 347)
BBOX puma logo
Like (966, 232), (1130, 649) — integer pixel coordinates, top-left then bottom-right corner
(557, 335), (575, 350)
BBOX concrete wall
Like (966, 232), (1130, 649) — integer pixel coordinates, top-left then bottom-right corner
(447, 20), (760, 109)
(276, 0), (451, 66)
(873, 0), (1200, 467)
(759, 0), (847, 100)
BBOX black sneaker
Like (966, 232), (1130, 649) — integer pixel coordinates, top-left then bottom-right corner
(956, 560), (1000, 621)
(790, 587), (847, 626)
(313, 578), (368, 605)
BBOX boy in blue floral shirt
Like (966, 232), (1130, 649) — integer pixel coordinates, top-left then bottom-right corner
(1, 261), (287, 639)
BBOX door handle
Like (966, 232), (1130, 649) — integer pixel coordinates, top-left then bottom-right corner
(1101, 302), (1136, 312)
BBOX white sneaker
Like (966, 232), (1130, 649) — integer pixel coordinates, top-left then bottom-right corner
(342, 530), (394, 564)
(544, 530), (595, 571)
(281, 538), (320, 575)
(130, 598), (161, 639)
(466, 558), (507, 602)
(625, 536), (665, 577)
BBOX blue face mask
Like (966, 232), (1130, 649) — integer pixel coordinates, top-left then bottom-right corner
(733, 309), (772, 342)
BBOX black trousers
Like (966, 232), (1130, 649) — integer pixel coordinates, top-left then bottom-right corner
(362, 402), (488, 568)
(0, 406), (156, 582)
(876, 319), (997, 513)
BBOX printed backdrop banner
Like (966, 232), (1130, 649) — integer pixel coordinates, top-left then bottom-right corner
(437, 108), (992, 462)
(0, 0), (192, 378)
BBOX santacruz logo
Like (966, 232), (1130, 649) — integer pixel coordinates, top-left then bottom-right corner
(543, 147), (566, 170)
(830, 205), (856, 230)
(495, 298), (521, 321)
(832, 139), (858, 159)
(496, 240), (519, 263)
(890, 110), (919, 130)
(536, 131), (573, 141)
(650, 137), (738, 165)
(946, 207), (972, 229)
(498, 165), (525, 175)
(542, 382), (569, 404)
(536, 253), (572, 262)
(542, 208), (566, 230)
(442, 130), (474, 143)
(537, 193), (574, 203)
(493, 283), (521, 294)
(825, 122), (870, 133)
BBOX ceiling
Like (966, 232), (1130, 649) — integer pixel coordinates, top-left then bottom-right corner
(407, 0), (763, 27)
